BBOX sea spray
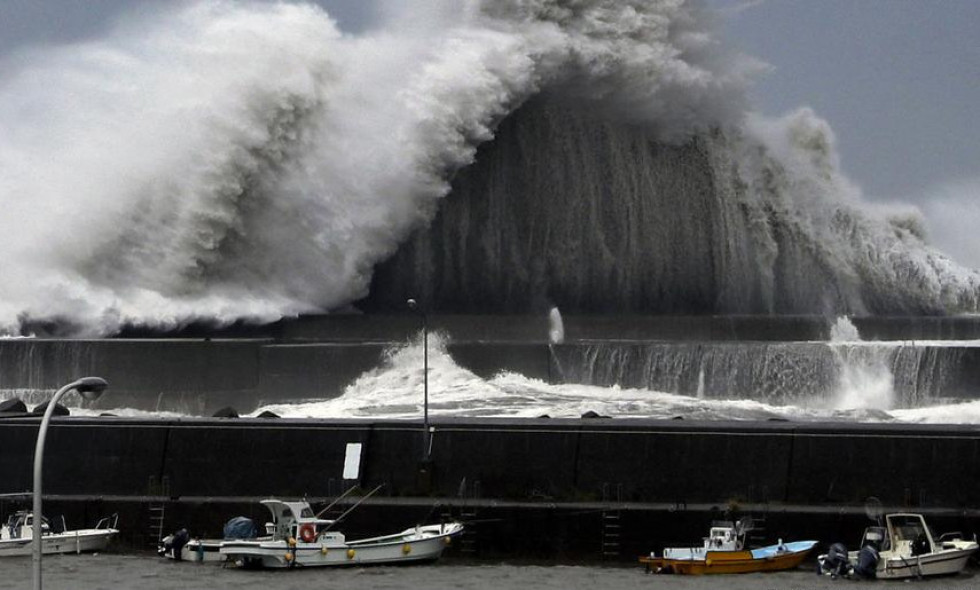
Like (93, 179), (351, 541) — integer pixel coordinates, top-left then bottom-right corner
(548, 307), (565, 345)
(827, 316), (895, 410)
(0, 1), (752, 334)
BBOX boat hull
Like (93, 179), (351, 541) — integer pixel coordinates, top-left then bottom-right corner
(221, 523), (462, 569)
(876, 548), (976, 580)
(641, 541), (816, 575)
(0, 529), (117, 557)
(166, 539), (226, 563)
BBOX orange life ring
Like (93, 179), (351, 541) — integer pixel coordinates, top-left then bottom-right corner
(299, 524), (316, 543)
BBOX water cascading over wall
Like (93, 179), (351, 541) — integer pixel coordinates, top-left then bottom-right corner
(550, 341), (975, 407)
(363, 98), (978, 316)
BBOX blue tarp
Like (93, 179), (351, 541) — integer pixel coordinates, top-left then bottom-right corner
(222, 516), (257, 540)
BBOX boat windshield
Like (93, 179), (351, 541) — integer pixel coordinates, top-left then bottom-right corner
(301, 507), (314, 518)
(890, 516), (927, 542)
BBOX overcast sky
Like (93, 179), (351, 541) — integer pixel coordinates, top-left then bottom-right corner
(1, 0), (977, 205)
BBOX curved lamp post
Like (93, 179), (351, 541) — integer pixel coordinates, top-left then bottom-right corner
(33, 376), (108, 590)
(406, 299), (429, 460)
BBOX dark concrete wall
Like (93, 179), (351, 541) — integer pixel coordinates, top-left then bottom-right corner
(3, 417), (980, 509)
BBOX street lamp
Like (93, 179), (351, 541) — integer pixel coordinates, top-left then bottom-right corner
(406, 299), (429, 460)
(33, 376), (108, 590)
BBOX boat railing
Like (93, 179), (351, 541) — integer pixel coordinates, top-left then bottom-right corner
(95, 513), (119, 530)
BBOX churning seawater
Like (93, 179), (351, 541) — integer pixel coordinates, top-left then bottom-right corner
(1, 554), (979, 590)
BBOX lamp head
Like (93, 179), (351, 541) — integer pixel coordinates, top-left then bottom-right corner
(74, 376), (108, 401)
(407, 298), (417, 310)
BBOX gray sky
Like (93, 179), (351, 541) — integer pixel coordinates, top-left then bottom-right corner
(715, 0), (980, 203)
(1, 0), (977, 205)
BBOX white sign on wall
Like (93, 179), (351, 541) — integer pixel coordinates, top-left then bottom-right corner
(343, 442), (363, 480)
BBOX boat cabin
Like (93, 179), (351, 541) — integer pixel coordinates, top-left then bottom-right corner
(860, 514), (938, 556)
(259, 499), (341, 543)
(704, 522), (744, 551)
(2, 512), (58, 540)
(661, 520), (745, 559)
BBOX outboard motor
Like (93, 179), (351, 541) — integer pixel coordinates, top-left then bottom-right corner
(853, 541), (879, 579)
(817, 542), (851, 578)
(158, 528), (190, 560)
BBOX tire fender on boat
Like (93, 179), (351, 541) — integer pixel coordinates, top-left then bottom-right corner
(299, 524), (316, 544)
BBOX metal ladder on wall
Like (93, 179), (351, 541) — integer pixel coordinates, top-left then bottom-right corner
(600, 483), (623, 559)
(746, 513), (768, 548)
(601, 511), (622, 559)
(446, 478), (480, 556)
(147, 475), (170, 547)
(148, 503), (166, 547)
(458, 507), (479, 555)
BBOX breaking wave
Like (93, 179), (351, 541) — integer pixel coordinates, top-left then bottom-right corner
(249, 333), (980, 424)
(0, 0), (977, 335)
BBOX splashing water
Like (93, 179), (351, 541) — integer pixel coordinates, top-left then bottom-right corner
(826, 316), (895, 411)
(548, 307), (564, 345)
(0, 1), (755, 334)
(1, 1), (977, 335)
(829, 316), (861, 342)
(248, 333), (980, 423)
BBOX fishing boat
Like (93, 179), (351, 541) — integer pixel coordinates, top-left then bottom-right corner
(218, 498), (463, 568)
(0, 511), (118, 557)
(639, 520), (817, 575)
(840, 513), (978, 579)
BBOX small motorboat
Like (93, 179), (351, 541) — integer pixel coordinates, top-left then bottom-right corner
(819, 513), (978, 580)
(159, 516), (270, 562)
(639, 519), (817, 575)
(0, 511), (118, 557)
(158, 529), (228, 562)
(218, 498), (463, 569)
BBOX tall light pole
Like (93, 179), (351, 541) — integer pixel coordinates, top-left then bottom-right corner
(406, 299), (429, 460)
(33, 377), (108, 590)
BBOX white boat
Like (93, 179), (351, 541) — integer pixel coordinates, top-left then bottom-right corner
(844, 513), (978, 579)
(219, 499), (463, 568)
(0, 511), (118, 557)
(159, 517), (270, 563)
(158, 532), (228, 562)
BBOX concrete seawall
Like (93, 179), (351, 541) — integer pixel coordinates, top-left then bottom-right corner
(3, 417), (978, 506)
(3, 338), (980, 414)
(3, 416), (979, 560)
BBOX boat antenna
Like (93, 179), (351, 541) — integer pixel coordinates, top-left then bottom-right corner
(318, 484), (385, 534)
(314, 485), (359, 519)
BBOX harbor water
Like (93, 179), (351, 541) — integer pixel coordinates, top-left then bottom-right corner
(1, 554), (979, 590)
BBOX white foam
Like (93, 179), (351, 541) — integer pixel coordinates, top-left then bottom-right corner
(250, 335), (974, 424)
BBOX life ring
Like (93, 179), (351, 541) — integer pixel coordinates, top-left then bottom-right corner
(299, 524), (316, 543)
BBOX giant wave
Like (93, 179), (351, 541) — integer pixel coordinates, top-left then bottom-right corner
(0, 0), (977, 336)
